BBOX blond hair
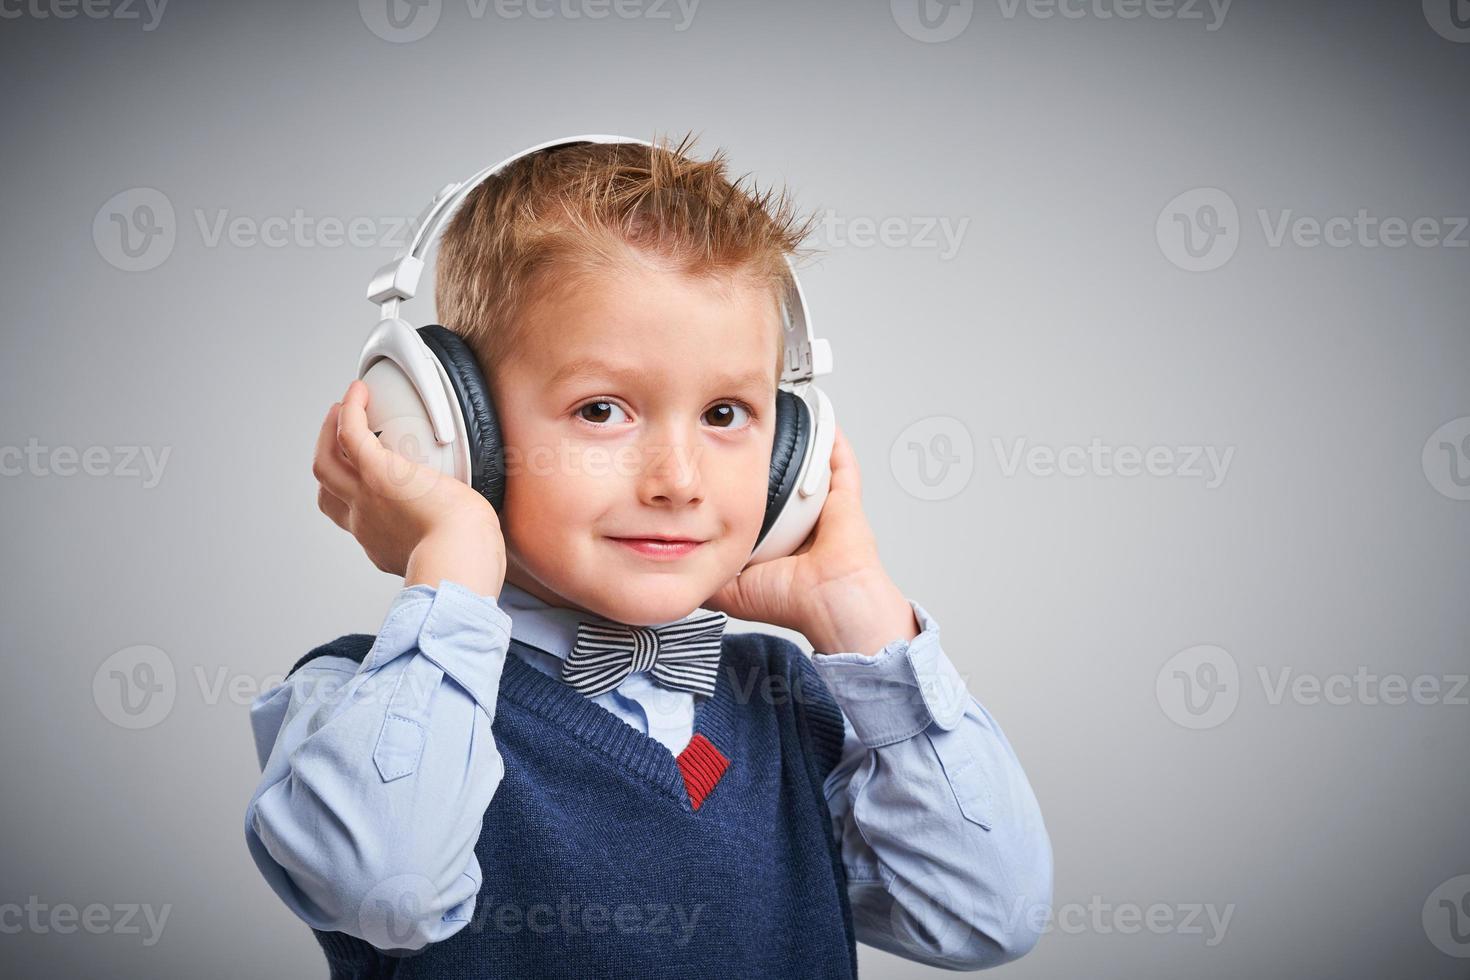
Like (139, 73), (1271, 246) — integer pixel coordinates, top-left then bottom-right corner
(433, 132), (815, 383)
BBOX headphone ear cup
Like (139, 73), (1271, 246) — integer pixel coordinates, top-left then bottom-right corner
(360, 356), (463, 487)
(415, 324), (505, 511)
(759, 388), (812, 550)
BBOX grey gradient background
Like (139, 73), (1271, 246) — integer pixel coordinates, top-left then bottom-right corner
(1, 0), (1467, 977)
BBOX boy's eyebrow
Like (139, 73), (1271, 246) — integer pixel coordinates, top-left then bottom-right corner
(547, 357), (775, 397)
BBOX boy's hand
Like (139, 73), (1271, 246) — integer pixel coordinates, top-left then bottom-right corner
(312, 379), (507, 598)
(704, 424), (920, 656)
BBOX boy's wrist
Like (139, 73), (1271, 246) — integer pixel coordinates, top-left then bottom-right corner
(404, 525), (505, 599)
(803, 572), (920, 656)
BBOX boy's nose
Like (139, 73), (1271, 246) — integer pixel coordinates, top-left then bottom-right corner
(635, 429), (704, 506)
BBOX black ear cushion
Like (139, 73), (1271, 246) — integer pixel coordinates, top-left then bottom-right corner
(416, 324), (505, 511)
(760, 389), (811, 547)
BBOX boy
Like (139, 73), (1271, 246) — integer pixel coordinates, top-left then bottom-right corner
(244, 135), (1052, 977)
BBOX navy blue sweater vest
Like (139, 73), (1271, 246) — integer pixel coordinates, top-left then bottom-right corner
(283, 628), (860, 979)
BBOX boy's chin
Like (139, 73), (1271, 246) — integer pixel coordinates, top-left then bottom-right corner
(585, 580), (713, 626)
(571, 565), (737, 626)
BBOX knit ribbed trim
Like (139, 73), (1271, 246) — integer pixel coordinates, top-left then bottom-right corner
(498, 636), (740, 813)
(312, 927), (389, 970)
(676, 733), (730, 811)
(794, 652), (848, 782)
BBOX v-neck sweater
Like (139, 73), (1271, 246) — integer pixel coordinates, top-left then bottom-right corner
(285, 625), (858, 979)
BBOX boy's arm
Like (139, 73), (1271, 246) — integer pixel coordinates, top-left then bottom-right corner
(243, 579), (511, 953)
(808, 598), (1054, 970)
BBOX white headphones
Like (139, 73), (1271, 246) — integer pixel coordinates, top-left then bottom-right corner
(356, 134), (836, 567)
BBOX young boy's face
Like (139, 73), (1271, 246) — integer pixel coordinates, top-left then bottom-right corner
(492, 252), (781, 626)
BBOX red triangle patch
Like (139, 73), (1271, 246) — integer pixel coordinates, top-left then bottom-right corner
(675, 733), (730, 811)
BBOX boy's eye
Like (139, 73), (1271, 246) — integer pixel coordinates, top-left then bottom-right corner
(575, 400), (631, 426)
(703, 402), (752, 429)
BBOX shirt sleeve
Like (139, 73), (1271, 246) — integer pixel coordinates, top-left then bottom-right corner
(243, 579), (512, 953)
(808, 598), (1054, 970)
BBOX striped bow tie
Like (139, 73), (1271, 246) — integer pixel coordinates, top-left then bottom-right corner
(561, 610), (729, 699)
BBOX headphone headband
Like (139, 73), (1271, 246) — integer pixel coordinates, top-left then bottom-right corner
(364, 133), (831, 387)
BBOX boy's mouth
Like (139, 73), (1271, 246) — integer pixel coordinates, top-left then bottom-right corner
(607, 536), (707, 560)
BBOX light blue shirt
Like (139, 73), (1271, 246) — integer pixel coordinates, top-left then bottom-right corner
(245, 580), (1052, 969)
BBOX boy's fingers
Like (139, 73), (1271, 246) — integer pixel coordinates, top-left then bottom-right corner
(337, 379), (438, 502)
(827, 425), (861, 498)
(317, 485), (350, 530)
(336, 380), (384, 469)
(313, 403), (358, 499)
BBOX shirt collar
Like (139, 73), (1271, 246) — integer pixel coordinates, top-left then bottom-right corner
(494, 580), (586, 662)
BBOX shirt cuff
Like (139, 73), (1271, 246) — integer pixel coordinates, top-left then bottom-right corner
(807, 599), (971, 748)
(359, 579), (513, 716)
